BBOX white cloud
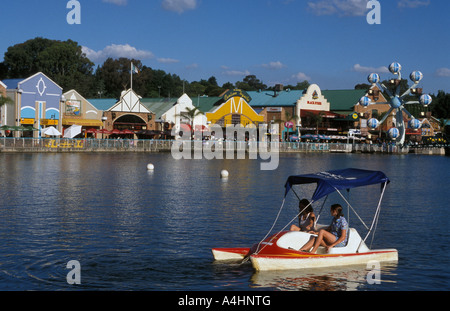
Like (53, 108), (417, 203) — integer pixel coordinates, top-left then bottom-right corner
(398, 0), (430, 8)
(102, 0), (127, 5)
(82, 44), (154, 63)
(161, 0), (198, 13)
(157, 58), (180, 64)
(262, 61), (286, 70)
(222, 69), (251, 76)
(352, 64), (389, 74)
(292, 72), (311, 81)
(436, 68), (450, 77)
(308, 0), (368, 16)
(186, 63), (199, 69)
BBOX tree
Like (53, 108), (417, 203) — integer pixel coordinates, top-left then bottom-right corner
(96, 58), (141, 98)
(236, 75), (267, 91)
(177, 106), (204, 139)
(3, 37), (95, 95)
(431, 90), (450, 119)
(304, 111), (325, 134)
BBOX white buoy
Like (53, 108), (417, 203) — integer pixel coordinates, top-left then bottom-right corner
(220, 170), (229, 178)
(147, 163), (154, 170)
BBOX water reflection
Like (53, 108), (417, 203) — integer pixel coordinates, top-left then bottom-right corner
(250, 263), (399, 291)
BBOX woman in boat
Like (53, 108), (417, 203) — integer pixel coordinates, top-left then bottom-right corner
(290, 199), (315, 232)
(300, 204), (348, 254)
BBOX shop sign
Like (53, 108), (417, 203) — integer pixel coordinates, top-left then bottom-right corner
(21, 118), (34, 125)
(223, 89), (252, 103)
(307, 101), (322, 105)
(41, 119), (58, 126)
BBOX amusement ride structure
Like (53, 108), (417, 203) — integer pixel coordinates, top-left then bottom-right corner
(358, 62), (432, 146)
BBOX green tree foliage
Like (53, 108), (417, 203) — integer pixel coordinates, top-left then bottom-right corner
(3, 37), (95, 95)
(431, 90), (450, 119)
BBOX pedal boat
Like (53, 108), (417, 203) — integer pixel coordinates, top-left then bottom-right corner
(212, 168), (399, 271)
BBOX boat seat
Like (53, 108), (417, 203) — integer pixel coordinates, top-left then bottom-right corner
(277, 228), (370, 254)
(327, 228), (370, 254)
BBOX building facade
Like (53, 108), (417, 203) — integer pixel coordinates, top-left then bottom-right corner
(103, 89), (156, 137)
(62, 89), (104, 136)
(4, 72), (63, 137)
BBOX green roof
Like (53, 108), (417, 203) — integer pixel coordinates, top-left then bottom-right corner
(246, 90), (304, 107)
(88, 98), (117, 111)
(322, 89), (366, 112)
(140, 98), (176, 119)
(192, 96), (223, 113)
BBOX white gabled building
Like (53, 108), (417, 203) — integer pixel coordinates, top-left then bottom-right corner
(161, 93), (207, 128)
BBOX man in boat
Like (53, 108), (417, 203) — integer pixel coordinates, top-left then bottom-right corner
(300, 204), (348, 254)
(290, 199), (316, 232)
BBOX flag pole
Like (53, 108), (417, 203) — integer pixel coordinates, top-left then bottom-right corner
(130, 62), (133, 91)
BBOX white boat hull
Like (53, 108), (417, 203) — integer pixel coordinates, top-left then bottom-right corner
(250, 249), (398, 271)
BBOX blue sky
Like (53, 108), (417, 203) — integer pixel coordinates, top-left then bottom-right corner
(1, 0), (449, 94)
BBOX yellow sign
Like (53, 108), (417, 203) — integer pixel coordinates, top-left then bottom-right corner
(20, 118), (34, 125)
(46, 139), (84, 149)
(206, 94), (263, 127)
(41, 119), (59, 126)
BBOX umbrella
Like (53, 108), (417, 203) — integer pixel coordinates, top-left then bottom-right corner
(86, 128), (97, 134)
(42, 126), (62, 136)
(120, 129), (135, 135)
(110, 129), (121, 135)
(0, 125), (15, 131)
(96, 129), (111, 135)
(63, 125), (82, 138)
(24, 126), (39, 131)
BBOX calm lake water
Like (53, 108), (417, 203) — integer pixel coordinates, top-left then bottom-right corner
(0, 151), (449, 291)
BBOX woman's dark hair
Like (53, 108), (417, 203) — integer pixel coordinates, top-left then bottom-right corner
(331, 204), (344, 217)
(299, 199), (313, 215)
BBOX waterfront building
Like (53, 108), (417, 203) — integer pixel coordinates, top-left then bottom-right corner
(61, 89), (104, 137)
(3, 72), (63, 137)
(0, 81), (9, 130)
(244, 84), (367, 140)
(101, 88), (156, 139)
(160, 93), (208, 136)
(205, 89), (264, 128)
(0, 81), (6, 97)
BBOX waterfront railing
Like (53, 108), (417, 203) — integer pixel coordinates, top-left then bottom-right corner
(1, 137), (446, 155)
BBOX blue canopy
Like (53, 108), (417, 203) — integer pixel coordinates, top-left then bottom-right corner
(284, 168), (390, 201)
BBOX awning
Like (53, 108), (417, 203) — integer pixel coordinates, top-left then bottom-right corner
(300, 109), (343, 118)
(62, 118), (103, 127)
(284, 168), (390, 201)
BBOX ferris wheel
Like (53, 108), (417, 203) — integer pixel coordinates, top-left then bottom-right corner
(358, 62), (432, 145)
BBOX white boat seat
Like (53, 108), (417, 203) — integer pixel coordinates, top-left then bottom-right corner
(277, 228), (370, 254)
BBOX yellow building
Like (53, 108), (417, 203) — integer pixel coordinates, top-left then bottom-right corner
(206, 89), (264, 127)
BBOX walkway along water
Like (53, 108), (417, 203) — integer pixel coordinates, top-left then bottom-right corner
(0, 137), (446, 155)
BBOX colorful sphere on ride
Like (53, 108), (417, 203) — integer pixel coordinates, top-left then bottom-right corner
(368, 73), (380, 84)
(408, 119), (422, 129)
(388, 128), (400, 139)
(389, 62), (402, 74)
(368, 118), (379, 129)
(410, 71), (423, 83)
(420, 94), (432, 106)
(390, 96), (402, 108)
(359, 96), (372, 107)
